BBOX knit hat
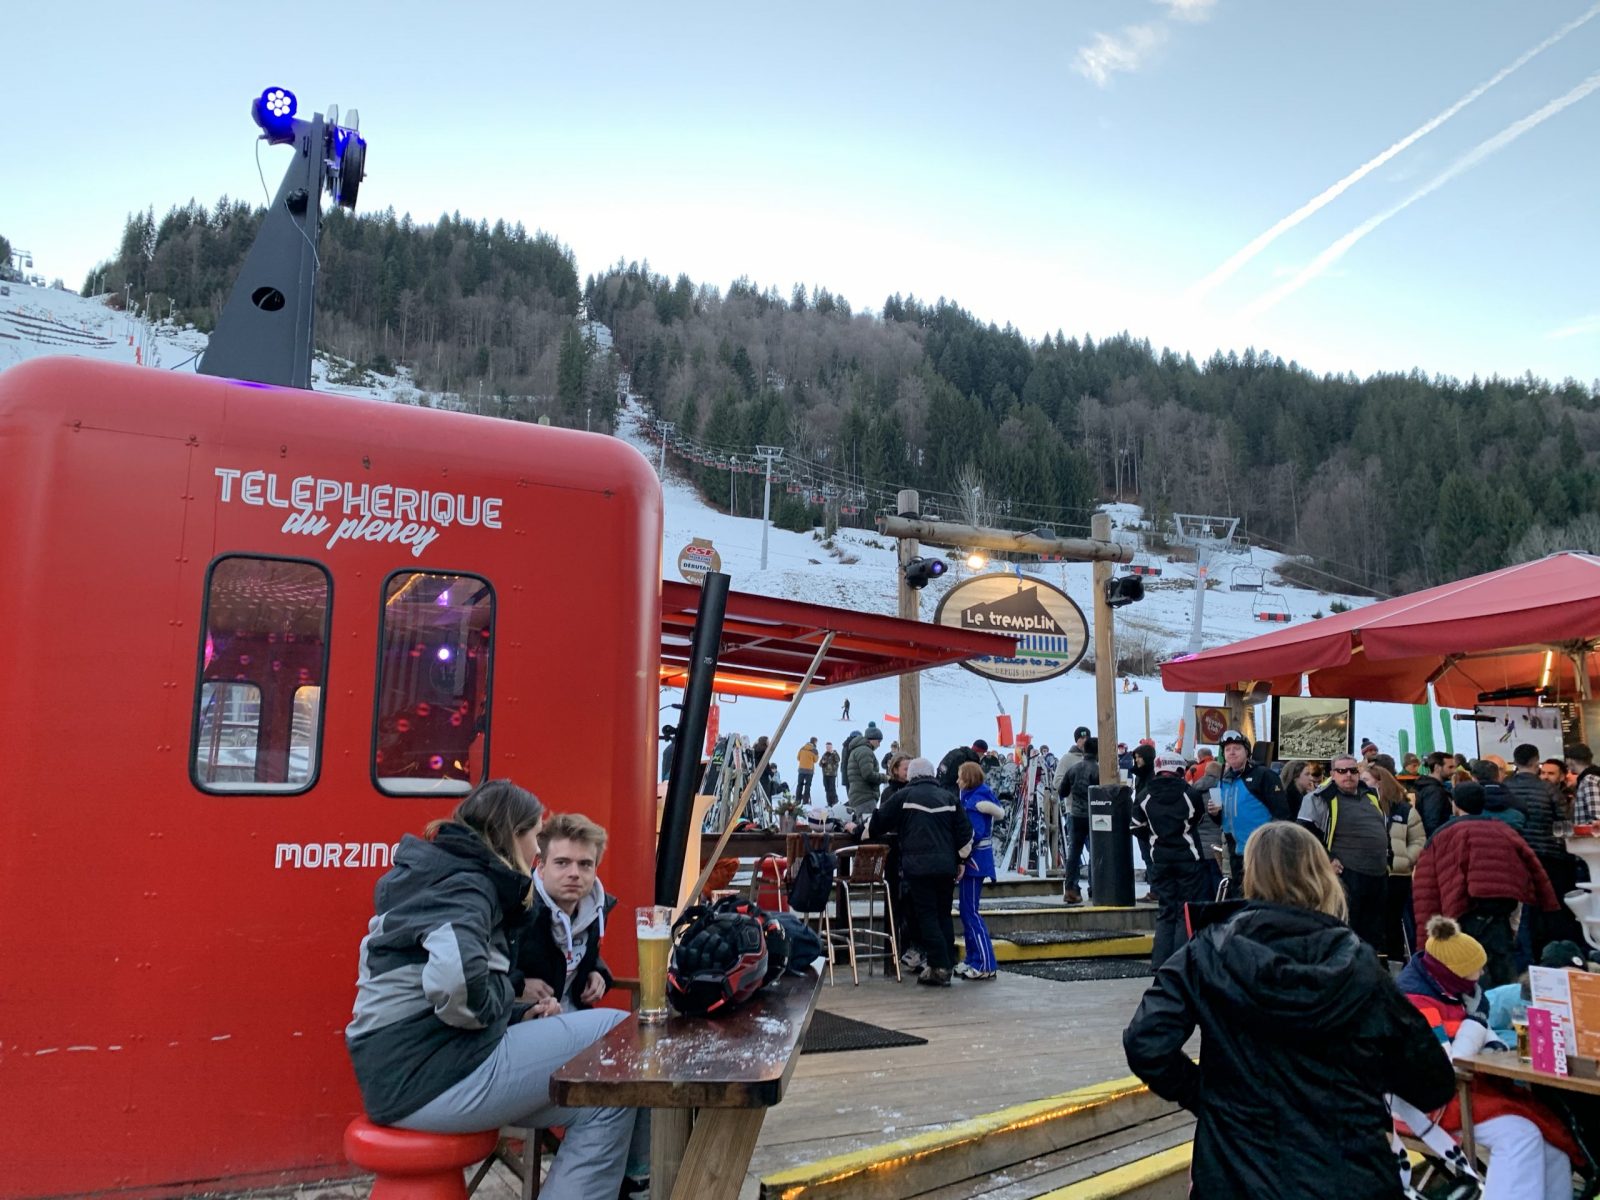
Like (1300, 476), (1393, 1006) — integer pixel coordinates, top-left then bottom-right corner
(864, 722), (883, 744)
(1425, 915), (1487, 979)
(1155, 752), (1187, 776)
(906, 757), (935, 780)
(1453, 781), (1486, 815)
(1541, 939), (1587, 970)
(972, 738), (989, 752)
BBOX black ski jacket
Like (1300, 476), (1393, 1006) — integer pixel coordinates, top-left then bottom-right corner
(1503, 769), (1562, 857)
(1123, 902), (1454, 1198)
(1412, 774), (1452, 840)
(936, 745), (981, 791)
(1131, 773), (1205, 864)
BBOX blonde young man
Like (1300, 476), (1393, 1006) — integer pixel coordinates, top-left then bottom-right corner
(515, 813), (615, 1012)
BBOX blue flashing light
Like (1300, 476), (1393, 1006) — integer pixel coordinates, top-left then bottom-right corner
(262, 87), (296, 120)
(253, 86), (298, 145)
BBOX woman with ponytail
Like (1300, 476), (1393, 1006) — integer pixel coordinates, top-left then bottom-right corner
(1397, 914), (1578, 1199)
(346, 780), (639, 1199)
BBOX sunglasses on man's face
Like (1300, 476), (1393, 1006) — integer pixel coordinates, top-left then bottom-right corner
(1332, 766), (1359, 775)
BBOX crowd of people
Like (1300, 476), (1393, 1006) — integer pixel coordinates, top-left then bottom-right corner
(353, 725), (1600, 1197)
(791, 714), (1600, 1195)
(1119, 734), (1600, 1200)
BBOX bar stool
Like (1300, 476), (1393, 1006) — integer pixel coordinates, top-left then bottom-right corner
(835, 844), (900, 980)
(344, 1117), (499, 1200)
(784, 831), (857, 986)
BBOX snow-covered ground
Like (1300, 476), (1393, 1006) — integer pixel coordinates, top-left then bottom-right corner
(1, 283), (1454, 767)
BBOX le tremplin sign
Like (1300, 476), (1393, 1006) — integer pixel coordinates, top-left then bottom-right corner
(933, 575), (1090, 683)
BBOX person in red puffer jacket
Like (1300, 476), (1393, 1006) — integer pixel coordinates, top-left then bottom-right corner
(1411, 782), (1558, 987)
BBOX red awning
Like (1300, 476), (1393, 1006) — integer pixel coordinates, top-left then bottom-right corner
(659, 580), (1018, 699)
(1159, 552), (1600, 706)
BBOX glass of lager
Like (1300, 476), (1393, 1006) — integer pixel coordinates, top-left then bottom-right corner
(637, 905), (673, 1023)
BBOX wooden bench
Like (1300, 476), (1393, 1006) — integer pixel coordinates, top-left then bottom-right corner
(552, 966), (824, 1200)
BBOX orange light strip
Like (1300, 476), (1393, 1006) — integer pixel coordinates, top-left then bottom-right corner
(658, 665), (797, 697)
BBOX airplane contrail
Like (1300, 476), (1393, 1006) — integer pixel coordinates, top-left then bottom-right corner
(1239, 69), (1600, 321)
(1188, 0), (1600, 299)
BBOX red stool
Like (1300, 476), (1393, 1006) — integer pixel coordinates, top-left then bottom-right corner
(344, 1117), (499, 1200)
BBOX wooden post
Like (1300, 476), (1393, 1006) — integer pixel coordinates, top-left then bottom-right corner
(896, 489), (922, 757)
(1092, 512), (1118, 786)
(1224, 689), (1247, 734)
(1144, 694), (1151, 742)
(1020, 693), (1030, 738)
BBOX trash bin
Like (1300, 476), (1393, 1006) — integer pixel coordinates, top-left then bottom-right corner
(1088, 784), (1134, 907)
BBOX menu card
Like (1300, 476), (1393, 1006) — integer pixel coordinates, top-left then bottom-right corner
(1530, 966), (1577, 1053)
(1568, 969), (1600, 1061)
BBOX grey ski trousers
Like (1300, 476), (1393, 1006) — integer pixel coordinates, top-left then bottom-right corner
(395, 1008), (637, 1200)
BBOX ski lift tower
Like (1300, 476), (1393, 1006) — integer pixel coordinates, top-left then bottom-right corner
(755, 445), (785, 569)
(197, 87), (367, 390)
(1172, 513), (1239, 749)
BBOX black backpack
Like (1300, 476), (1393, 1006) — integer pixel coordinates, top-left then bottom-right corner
(786, 832), (837, 914)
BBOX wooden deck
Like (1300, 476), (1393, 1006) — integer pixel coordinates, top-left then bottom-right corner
(740, 971), (1160, 1197)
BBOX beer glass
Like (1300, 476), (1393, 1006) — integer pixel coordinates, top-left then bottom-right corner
(636, 905), (673, 1023)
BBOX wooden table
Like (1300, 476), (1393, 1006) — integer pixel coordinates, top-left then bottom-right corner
(1454, 1051), (1600, 1160)
(552, 967), (824, 1200)
(699, 830), (789, 865)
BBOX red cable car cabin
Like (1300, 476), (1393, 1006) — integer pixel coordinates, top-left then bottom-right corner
(0, 357), (662, 1199)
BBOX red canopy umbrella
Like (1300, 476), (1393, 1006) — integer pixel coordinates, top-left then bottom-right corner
(1159, 552), (1600, 707)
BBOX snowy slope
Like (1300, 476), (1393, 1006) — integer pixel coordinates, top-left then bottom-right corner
(1, 285), (1448, 765)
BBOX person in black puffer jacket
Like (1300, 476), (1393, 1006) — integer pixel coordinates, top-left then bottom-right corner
(1131, 751), (1212, 966)
(1124, 822), (1454, 1199)
(864, 758), (973, 986)
(1414, 754), (1454, 840)
(1505, 742), (1582, 957)
(346, 781), (637, 1199)
(936, 741), (983, 792)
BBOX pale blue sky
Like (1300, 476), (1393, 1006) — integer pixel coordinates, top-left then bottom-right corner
(5, 0), (1597, 382)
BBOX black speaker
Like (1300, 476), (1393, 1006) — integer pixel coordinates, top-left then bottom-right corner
(1252, 740), (1275, 767)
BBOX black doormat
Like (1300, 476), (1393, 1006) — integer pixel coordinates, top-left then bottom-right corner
(801, 1009), (929, 1055)
(1001, 959), (1155, 983)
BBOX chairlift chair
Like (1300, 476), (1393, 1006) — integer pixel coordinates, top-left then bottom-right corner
(1252, 592), (1292, 623)
(1231, 565), (1265, 592)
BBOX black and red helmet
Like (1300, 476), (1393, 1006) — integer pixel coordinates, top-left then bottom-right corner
(666, 897), (785, 1017)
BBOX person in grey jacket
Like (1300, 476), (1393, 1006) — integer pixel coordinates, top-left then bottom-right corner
(844, 724), (886, 819)
(1061, 737), (1099, 903)
(346, 780), (636, 1200)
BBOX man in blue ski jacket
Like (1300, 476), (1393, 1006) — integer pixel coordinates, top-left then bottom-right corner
(1206, 729), (1288, 891)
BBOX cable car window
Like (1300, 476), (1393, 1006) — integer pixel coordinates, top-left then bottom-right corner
(373, 572), (493, 796)
(192, 556), (331, 793)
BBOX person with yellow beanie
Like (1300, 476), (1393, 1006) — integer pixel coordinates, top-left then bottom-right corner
(1398, 915), (1578, 1199)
